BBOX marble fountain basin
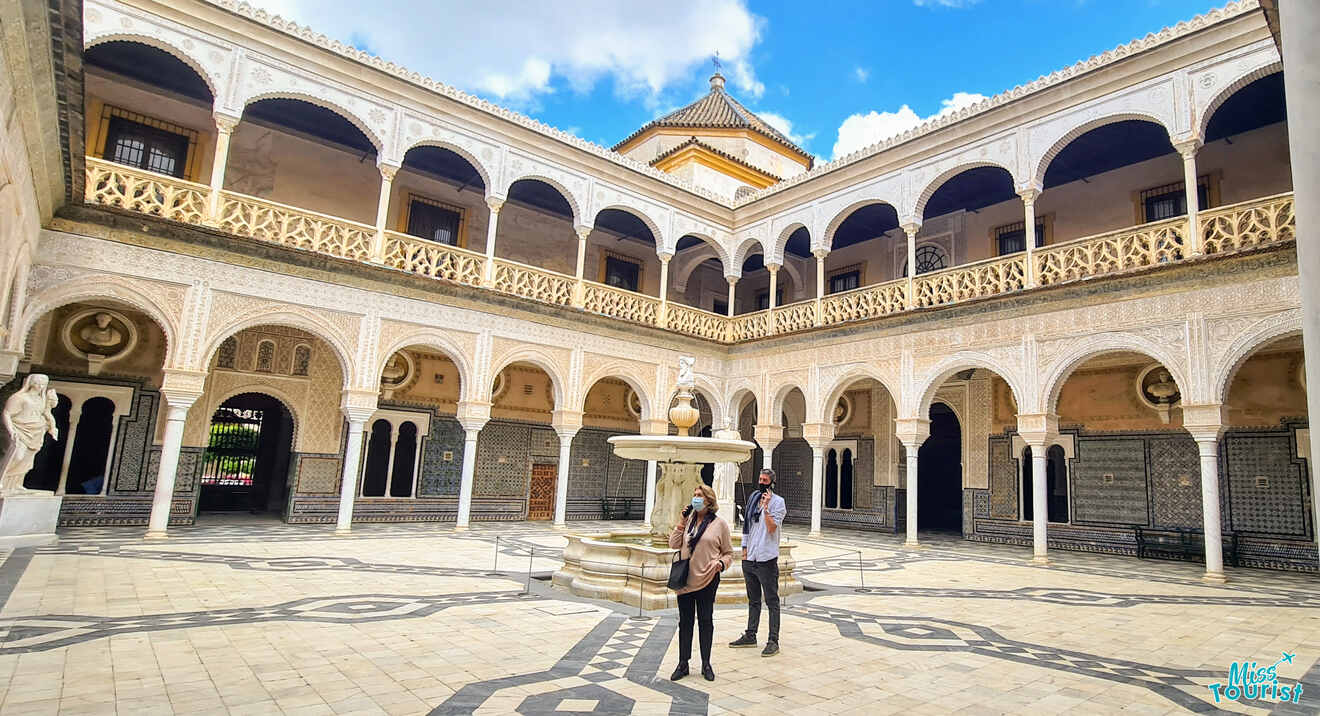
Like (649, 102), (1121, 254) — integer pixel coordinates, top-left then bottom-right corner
(606, 435), (757, 463)
(552, 528), (802, 610)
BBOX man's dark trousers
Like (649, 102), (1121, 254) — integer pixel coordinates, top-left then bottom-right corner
(742, 558), (779, 643)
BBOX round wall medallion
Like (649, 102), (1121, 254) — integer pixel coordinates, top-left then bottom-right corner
(626, 387), (642, 418)
(491, 370), (508, 400)
(832, 394), (853, 426)
(61, 308), (137, 374)
(380, 350), (416, 391)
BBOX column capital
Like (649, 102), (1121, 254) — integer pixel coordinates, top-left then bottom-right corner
(658, 251), (674, 264)
(1017, 187), (1041, 204)
(766, 262), (781, 274)
(160, 368), (208, 407)
(341, 389), (379, 424)
(753, 423), (784, 447)
(900, 221), (921, 237)
(456, 400), (491, 431)
(1173, 138), (1202, 158)
(801, 421), (835, 448)
(213, 112), (241, 133)
(1015, 412), (1060, 447)
(894, 417), (930, 447)
(485, 195), (506, 213)
(811, 246), (830, 260)
(724, 274), (740, 286)
(574, 225), (593, 240)
(551, 409), (584, 436)
(377, 162), (400, 182)
(1182, 402), (1227, 443)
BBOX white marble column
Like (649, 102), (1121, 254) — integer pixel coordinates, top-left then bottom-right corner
(144, 396), (198, 539)
(205, 114), (238, 225)
(334, 414), (371, 535)
(370, 164), (398, 262)
(643, 459), (657, 526)
(657, 253), (672, 327)
(902, 223), (919, 309)
(725, 276), (737, 317)
(572, 226), (591, 308)
(1019, 188), (1039, 288)
(1177, 140), (1203, 255)
(809, 445), (825, 536)
(813, 248), (827, 326)
(1028, 442), (1049, 564)
(482, 197), (504, 286)
(456, 426), (482, 530)
(1279, 0), (1320, 561)
(55, 400), (83, 496)
(1190, 428), (1227, 582)
(904, 441), (920, 547)
(767, 264), (779, 311)
(554, 429), (577, 527)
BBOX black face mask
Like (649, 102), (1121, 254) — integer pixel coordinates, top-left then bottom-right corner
(757, 480), (774, 492)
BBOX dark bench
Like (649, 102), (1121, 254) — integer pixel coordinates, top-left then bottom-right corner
(1134, 526), (1239, 567)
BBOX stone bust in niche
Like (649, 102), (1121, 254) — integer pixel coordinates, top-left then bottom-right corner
(1139, 367), (1181, 424)
(78, 313), (124, 352)
(66, 310), (133, 376)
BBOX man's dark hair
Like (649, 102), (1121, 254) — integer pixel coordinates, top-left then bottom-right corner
(759, 468), (775, 479)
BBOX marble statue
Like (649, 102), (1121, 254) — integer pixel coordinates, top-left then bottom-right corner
(677, 356), (695, 389)
(79, 312), (123, 351)
(0, 374), (58, 494)
(712, 428), (740, 510)
(651, 462), (704, 537)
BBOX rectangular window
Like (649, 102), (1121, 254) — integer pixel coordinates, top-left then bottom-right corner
(756, 288), (784, 311)
(1140, 180), (1210, 223)
(828, 269), (860, 295)
(601, 254), (642, 292)
(100, 109), (196, 179)
(405, 196), (464, 246)
(995, 220), (1046, 256)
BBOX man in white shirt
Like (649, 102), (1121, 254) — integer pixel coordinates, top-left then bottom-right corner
(728, 468), (786, 656)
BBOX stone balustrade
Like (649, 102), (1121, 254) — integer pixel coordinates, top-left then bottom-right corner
(84, 156), (1297, 344)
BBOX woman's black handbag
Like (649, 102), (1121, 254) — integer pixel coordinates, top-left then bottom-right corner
(667, 550), (689, 590)
(667, 514), (712, 590)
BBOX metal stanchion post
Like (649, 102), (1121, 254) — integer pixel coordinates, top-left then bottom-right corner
(522, 545), (534, 595)
(486, 536), (502, 576)
(854, 548), (872, 593)
(630, 564), (653, 621)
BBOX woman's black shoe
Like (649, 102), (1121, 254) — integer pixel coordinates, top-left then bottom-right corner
(702, 663), (715, 681)
(669, 663), (688, 681)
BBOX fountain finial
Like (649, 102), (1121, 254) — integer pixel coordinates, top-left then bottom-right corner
(669, 356), (699, 436)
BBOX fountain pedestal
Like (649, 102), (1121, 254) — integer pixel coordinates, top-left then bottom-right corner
(554, 530), (801, 609)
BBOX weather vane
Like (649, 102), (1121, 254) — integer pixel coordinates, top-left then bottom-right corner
(713, 51), (722, 74)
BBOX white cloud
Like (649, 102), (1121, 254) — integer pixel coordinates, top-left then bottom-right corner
(830, 91), (987, 159)
(854, 67), (870, 83)
(758, 111), (815, 147)
(912, 0), (981, 7)
(247, 0), (765, 104)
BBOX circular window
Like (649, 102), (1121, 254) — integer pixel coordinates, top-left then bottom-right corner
(914, 245), (948, 275)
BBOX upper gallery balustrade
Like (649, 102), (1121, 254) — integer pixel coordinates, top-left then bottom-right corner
(79, 25), (1294, 345)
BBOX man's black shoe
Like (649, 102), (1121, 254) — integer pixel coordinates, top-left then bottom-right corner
(702, 663), (715, 681)
(728, 633), (757, 648)
(761, 641), (779, 657)
(670, 663), (688, 681)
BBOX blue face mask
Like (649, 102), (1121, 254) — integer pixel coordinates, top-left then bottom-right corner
(691, 497), (705, 512)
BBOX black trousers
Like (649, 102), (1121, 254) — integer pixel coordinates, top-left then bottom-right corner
(742, 558), (780, 643)
(676, 573), (720, 666)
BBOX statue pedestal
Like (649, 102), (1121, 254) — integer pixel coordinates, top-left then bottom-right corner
(0, 494), (61, 547)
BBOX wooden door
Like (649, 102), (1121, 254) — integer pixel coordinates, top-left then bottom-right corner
(528, 463), (557, 520)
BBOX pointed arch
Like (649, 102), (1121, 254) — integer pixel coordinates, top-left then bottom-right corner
(198, 308), (355, 389)
(1030, 112), (1173, 190)
(1039, 333), (1190, 415)
(913, 352), (1026, 419)
(1212, 309), (1303, 405)
(239, 91), (385, 153)
(913, 160), (1018, 220)
(489, 348), (567, 408)
(373, 329), (474, 401)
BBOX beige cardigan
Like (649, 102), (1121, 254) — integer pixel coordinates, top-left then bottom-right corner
(669, 512), (734, 595)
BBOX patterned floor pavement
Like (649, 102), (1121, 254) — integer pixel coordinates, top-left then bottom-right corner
(0, 515), (1316, 715)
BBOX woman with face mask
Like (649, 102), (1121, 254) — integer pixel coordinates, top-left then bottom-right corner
(668, 483), (733, 682)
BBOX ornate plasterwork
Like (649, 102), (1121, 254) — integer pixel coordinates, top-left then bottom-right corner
(1189, 39), (1282, 138)
(373, 320), (478, 400)
(1209, 308), (1303, 404)
(397, 112), (499, 191)
(906, 132), (1020, 219)
(579, 355), (657, 422)
(590, 186), (670, 249)
(499, 152), (588, 225)
(84, 1), (233, 98)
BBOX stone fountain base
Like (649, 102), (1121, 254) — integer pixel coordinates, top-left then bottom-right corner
(553, 529), (802, 610)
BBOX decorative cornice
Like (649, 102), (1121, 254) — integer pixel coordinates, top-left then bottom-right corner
(203, 0), (727, 205)
(201, 0), (1257, 213)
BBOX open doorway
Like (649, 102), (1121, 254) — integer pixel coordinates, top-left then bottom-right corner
(199, 393), (294, 516)
(918, 402), (963, 533)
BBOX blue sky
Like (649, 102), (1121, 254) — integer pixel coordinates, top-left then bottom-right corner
(251, 0), (1225, 162)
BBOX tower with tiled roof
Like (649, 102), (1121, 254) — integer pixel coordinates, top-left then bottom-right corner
(612, 72), (814, 200)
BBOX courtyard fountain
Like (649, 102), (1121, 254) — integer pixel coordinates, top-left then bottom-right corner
(552, 358), (801, 609)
